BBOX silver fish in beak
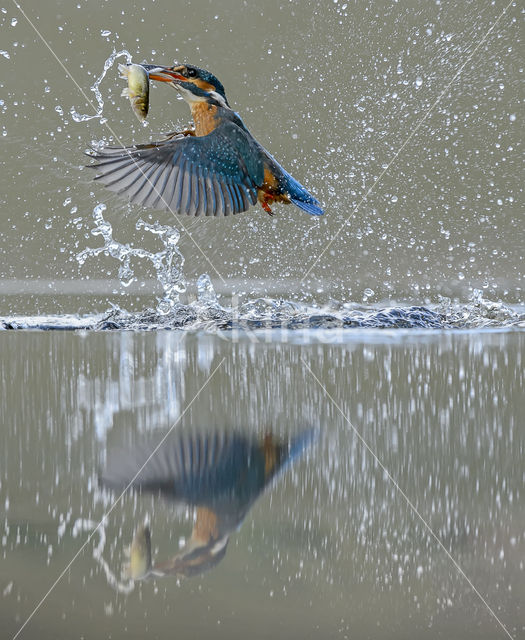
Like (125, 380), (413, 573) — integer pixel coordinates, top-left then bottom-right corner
(118, 63), (150, 122)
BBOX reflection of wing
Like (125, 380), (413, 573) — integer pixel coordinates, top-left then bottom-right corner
(101, 430), (263, 515)
(100, 429), (316, 519)
(89, 120), (264, 216)
(105, 429), (317, 581)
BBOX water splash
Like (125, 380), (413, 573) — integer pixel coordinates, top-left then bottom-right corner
(72, 518), (134, 594)
(70, 49), (132, 123)
(439, 289), (522, 328)
(196, 273), (219, 305)
(77, 203), (185, 312)
(11, 205), (525, 332)
(2, 295), (523, 333)
(5, 202), (525, 334)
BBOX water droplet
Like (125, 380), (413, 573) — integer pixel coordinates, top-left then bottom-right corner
(10, 17), (17, 27)
(118, 261), (134, 287)
(100, 29), (112, 37)
(197, 274), (218, 304)
(362, 288), (375, 302)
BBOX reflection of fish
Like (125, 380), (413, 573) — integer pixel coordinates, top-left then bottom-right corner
(125, 525), (152, 580)
(118, 63), (149, 121)
(101, 429), (316, 579)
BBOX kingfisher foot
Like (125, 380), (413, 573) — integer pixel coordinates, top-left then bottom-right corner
(261, 201), (274, 216)
(164, 128), (196, 140)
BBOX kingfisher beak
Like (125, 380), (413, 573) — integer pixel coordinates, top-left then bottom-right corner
(143, 64), (185, 83)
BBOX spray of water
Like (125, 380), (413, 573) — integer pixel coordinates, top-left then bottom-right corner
(77, 204), (186, 314)
(70, 49), (132, 123)
(73, 201), (522, 330)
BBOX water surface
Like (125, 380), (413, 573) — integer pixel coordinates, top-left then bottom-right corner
(1, 330), (523, 639)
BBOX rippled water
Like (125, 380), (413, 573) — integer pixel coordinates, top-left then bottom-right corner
(1, 330), (524, 639)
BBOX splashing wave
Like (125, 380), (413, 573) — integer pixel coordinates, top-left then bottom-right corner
(3, 205), (523, 333)
(1, 284), (523, 332)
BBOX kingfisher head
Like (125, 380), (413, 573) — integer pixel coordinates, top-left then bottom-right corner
(146, 63), (230, 109)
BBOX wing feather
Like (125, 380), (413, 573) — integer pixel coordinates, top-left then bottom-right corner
(222, 180), (234, 216)
(232, 184), (243, 213)
(227, 182), (238, 213)
(173, 157), (187, 211)
(144, 162), (172, 209)
(189, 165), (199, 216)
(237, 184), (250, 211)
(130, 161), (167, 205)
(180, 168), (192, 215)
(195, 166), (206, 217)
(88, 120), (264, 216)
(151, 149), (183, 210)
(213, 176), (226, 217)
(205, 173), (216, 217)
(110, 161), (153, 195)
(93, 158), (146, 187)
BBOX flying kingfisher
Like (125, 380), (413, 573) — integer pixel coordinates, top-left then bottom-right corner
(89, 63), (324, 217)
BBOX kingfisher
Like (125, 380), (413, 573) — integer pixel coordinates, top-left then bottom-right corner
(100, 428), (316, 579)
(89, 63), (324, 217)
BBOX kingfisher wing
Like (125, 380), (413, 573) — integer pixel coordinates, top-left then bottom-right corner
(88, 121), (264, 216)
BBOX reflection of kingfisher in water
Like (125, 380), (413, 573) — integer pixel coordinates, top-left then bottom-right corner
(90, 63), (323, 217)
(100, 429), (315, 579)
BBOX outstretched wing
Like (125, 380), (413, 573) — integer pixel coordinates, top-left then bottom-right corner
(88, 121), (264, 216)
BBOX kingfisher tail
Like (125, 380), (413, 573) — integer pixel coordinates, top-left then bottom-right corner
(281, 169), (324, 216)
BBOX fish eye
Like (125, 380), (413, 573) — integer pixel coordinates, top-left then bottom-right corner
(186, 68), (197, 78)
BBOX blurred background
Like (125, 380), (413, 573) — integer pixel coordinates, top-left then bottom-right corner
(0, 0), (522, 315)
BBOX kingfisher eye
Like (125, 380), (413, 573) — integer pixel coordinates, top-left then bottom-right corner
(186, 68), (197, 78)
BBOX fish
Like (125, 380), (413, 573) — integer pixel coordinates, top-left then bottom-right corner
(118, 63), (149, 122)
(124, 524), (152, 580)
